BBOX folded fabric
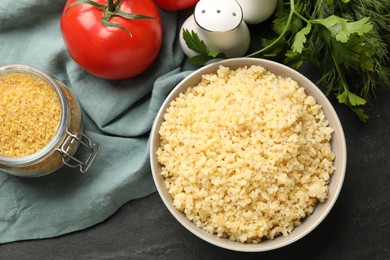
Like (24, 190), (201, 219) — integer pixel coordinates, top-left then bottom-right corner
(0, 0), (194, 243)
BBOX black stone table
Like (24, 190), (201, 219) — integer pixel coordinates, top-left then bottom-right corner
(1, 72), (389, 260)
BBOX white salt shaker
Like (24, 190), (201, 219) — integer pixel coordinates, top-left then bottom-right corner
(236, 0), (278, 24)
(179, 0), (250, 58)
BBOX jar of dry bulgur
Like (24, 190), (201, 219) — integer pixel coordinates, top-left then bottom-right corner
(0, 64), (99, 177)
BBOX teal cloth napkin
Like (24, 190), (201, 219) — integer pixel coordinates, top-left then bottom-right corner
(0, 0), (194, 243)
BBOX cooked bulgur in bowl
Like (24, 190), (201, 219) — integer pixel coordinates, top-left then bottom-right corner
(150, 58), (346, 252)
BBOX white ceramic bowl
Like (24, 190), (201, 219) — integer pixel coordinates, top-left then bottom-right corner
(150, 58), (347, 252)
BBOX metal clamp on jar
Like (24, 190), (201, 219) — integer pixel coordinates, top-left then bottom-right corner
(0, 64), (99, 177)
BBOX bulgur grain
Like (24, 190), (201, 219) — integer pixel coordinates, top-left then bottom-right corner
(0, 73), (61, 157)
(157, 65), (335, 243)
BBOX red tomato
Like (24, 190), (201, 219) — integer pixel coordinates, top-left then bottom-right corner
(60, 0), (163, 79)
(154, 0), (199, 10)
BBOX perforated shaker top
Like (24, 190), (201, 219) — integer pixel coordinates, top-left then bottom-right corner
(194, 0), (243, 32)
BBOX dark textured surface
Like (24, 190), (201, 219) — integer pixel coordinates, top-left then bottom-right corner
(1, 75), (390, 259)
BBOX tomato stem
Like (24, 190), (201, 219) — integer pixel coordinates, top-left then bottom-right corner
(66, 0), (158, 37)
(107, 0), (116, 12)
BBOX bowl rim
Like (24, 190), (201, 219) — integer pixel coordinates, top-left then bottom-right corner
(150, 57), (347, 252)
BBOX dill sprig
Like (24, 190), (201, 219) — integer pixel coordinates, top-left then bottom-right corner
(182, 0), (390, 122)
(248, 0), (390, 122)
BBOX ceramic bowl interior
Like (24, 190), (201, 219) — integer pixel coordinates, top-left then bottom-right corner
(150, 58), (347, 252)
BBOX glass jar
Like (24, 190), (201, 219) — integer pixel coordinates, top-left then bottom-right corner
(0, 64), (99, 177)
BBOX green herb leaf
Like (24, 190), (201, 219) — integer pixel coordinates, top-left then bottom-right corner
(292, 23), (312, 53)
(347, 35), (376, 72)
(273, 11), (290, 34)
(327, 33), (376, 72)
(336, 89), (349, 104)
(187, 55), (214, 66)
(208, 50), (223, 58)
(313, 15), (373, 43)
(351, 107), (369, 123)
(284, 49), (320, 68)
(182, 29), (208, 55)
(273, 10), (303, 35)
(337, 89), (367, 106)
(182, 29), (226, 65)
(348, 93), (367, 106)
(336, 89), (369, 122)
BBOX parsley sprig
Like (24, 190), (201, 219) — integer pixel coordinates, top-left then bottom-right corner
(182, 29), (227, 65)
(182, 0), (390, 122)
